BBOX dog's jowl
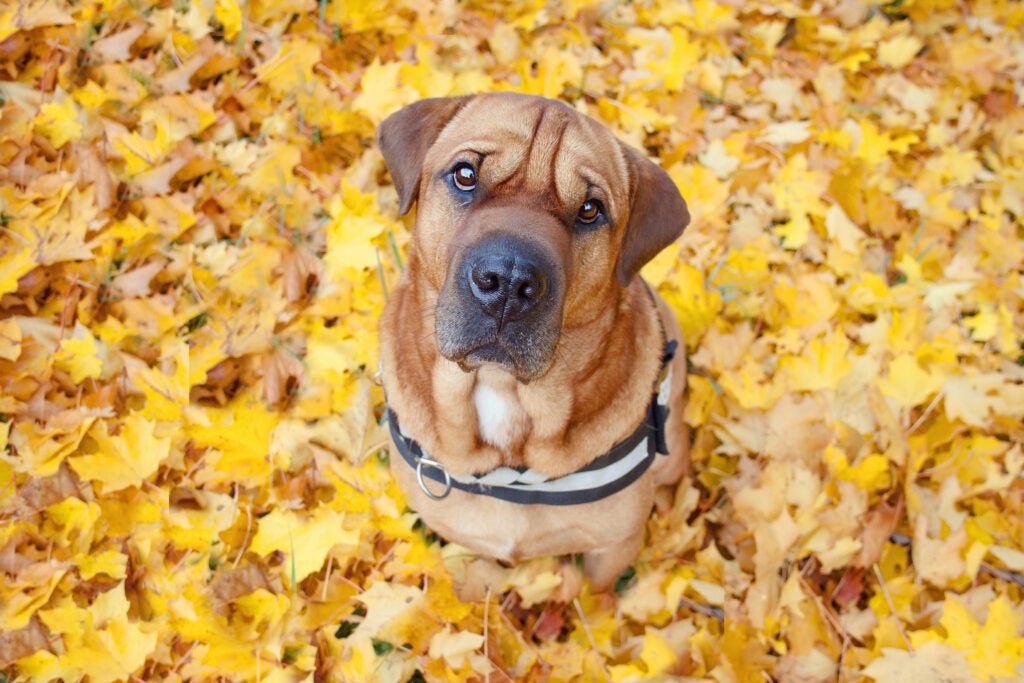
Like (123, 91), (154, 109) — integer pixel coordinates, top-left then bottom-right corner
(377, 93), (691, 592)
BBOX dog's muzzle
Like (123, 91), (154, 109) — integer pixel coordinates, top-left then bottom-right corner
(435, 234), (564, 381)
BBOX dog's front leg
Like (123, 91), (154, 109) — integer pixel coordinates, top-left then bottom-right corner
(582, 533), (643, 592)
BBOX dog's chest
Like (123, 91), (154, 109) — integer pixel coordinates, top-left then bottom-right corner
(472, 375), (530, 454)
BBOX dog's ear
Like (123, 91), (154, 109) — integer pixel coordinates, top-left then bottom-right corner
(615, 143), (690, 286)
(376, 96), (473, 215)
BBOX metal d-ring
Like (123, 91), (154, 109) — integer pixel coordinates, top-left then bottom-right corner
(415, 456), (452, 500)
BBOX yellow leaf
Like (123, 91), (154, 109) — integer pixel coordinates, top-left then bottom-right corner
(34, 98), (82, 148)
(879, 354), (945, 409)
(249, 506), (359, 580)
(27, 587), (158, 682)
(855, 119), (919, 166)
(780, 332), (854, 392)
(427, 628), (487, 671)
(241, 140), (301, 193)
(660, 263), (723, 345)
(639, 628), (677, 677)
(71, 79), (108, 110)
(849, 454), (891, 491)
(816, 536), (862, 573)
(187, 397), (281, 486)
(878, 33), (923, 69)
(774, 215), (811, 250)
(847, 272), (893, 314)
(149, 93), (218, 141)
(987, 544), (1024, 572)
(862, 641), (975, 682)
(76, 549), (128, 581)
(323, 191), (387, 275)
(0, 248), (36, 298)
(0, 318), (22, 361)
(353, 59), (419, 123)
(698, 138), (740, 179)
(234, 588), (290, 636)
(868, 575), (921, 623)
(688, 579), (725, 606)
(962, 305), (998, 342)
(517, 44), (583, 99)
(508, 568), (564, 608)
(256, 38), (321, 95)
(53, 335), (103, 384)
(658, 27), (702, 92)
(770, 154), (829, 248)
(774, 274), (839, 328)
(683, 374), (718, 428)
(126, 338), (189, 422)
(111, 124), (173, 175)
(45, 497), (101, 546)
(718, 358), (786, 410)
(9, 411), (97, 476)
(70, 414), (171, 493)
(164, 489), (239, 551)
(825, 204), (866, 253)
(400, 44), (456, 98)
(911, 515), (967, 588)
(934, 595), (1024, 680)
(214, 0), (243, 40)
(937, 368), (1011, 428)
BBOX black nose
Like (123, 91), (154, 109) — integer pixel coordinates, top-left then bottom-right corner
(467, 246), (548, 323)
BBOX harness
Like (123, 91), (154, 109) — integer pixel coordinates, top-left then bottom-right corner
(387, 339), (677, 507)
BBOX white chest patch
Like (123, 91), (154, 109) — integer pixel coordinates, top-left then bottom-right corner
(473, 379), (529, 452)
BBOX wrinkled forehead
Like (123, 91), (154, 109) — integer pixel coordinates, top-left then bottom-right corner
(425, 94), (632, 214)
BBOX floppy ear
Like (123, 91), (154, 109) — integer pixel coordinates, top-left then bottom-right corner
(615, 143), (690, 286)
(376, 96), (473, 215)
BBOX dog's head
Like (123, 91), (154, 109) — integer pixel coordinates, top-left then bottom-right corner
(377, 93), (689, 382)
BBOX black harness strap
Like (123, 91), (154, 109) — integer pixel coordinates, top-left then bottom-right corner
(388, 339), (677, 507)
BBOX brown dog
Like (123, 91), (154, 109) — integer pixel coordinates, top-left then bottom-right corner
(377, 93), (690, 592)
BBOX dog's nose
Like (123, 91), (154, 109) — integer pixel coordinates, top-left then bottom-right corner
(468, 252), (548, 322)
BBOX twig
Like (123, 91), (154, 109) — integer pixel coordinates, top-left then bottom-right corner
(908, 390), (944, 433)
(980, 563), (1024, 588)
(322, 555), (333, 602)
(233, 500), (253, 569)
(484, 587), (490, 683)
(573, 598), (612, 683)
(873, 564), (913, 652)
(889, 534), (1024, 587)
(678, 597), (724, 622)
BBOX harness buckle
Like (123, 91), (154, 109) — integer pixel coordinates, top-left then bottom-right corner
(415, 456), (453, 500)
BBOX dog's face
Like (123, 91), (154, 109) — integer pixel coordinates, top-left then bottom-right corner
(378, 93), (689, 382)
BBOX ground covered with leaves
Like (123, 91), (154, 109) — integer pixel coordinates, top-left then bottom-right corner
(1, 0), (1022, 680)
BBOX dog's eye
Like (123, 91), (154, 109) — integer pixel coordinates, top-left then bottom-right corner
(451, 163), (477, 192)
(577, 199), (603, 225)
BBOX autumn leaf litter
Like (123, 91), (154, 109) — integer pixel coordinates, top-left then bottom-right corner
(0, 0), (1022, 681)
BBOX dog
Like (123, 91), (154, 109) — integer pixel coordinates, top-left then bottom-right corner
(376, 93), (690, 592)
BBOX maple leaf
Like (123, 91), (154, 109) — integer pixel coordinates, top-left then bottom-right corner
(256, 38), (321, 96)
(53, 333), (103, 384)
(862, 641), (976, 682)
(249, 506), (360, 581)
(909, 594), (1024, 681)
(33, 96), (82, 148)
(879, 354), (945, 409)
(0, 319), (23, 361)
(187, 395), (281, 486)
(20, 586), (157, 682)
(213, 0), (243, 41)
(70, 414), (171, 493)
